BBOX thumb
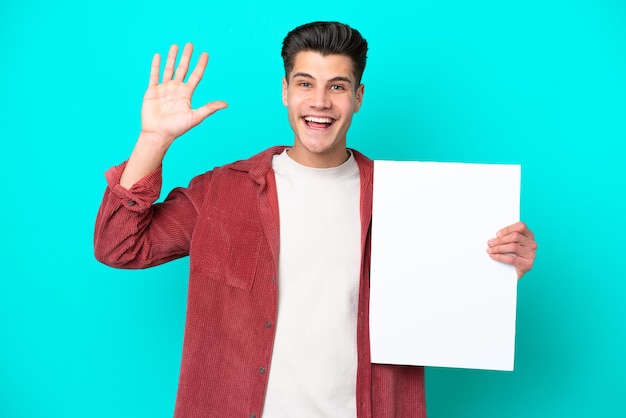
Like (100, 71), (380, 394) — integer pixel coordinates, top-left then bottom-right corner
(191, 100), (229, 127)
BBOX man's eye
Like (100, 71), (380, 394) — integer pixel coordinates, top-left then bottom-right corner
(299, 82), (311, 88)
(330, 84), (347, 91)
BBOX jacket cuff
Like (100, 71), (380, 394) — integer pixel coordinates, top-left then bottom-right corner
(104, 161), (163, 212)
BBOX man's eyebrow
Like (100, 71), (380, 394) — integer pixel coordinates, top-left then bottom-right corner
(291, 72), (314, 80)
(291, 72), (353, 85)
(328, 76), (353, 85)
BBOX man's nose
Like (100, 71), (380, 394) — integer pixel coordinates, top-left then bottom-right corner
(310, 87), (331, 109)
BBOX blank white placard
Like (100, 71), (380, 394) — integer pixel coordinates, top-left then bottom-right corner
(370, 160), (520, 371)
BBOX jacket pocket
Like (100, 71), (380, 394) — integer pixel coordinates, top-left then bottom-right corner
(190, 214), (263, 292)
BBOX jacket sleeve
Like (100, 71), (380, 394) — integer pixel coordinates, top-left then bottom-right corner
(93, 161), (211, 269)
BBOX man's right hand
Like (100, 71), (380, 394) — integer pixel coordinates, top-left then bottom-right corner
(141, 43), (228, 146)
(119, 43), (227, 189)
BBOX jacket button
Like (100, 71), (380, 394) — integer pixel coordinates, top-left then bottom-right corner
(265, 321), (272, 328)
(250, 414), (256, 418)
(259, 367), (266, 374)
(128, 200), (137, 206)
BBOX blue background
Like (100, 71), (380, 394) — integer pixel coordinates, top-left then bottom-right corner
(1, 0), (625, 416)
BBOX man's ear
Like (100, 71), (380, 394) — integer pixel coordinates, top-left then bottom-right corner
(354, 83), (365, 112)
(282, 77), (288, 106)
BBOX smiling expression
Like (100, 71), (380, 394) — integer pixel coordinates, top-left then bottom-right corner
(282, 51), (364, 168)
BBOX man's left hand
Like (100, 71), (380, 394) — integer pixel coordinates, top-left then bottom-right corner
(487, 221), (537, 279)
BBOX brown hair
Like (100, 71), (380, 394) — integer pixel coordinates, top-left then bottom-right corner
(281, 21), (368, 85)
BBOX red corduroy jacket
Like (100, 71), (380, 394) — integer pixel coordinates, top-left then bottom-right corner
(94, 146), (426, 417)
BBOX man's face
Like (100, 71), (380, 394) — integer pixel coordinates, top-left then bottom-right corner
(282, 51), (364, 168)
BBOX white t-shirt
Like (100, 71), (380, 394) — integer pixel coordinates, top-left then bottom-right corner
(263, 149), (361, 417)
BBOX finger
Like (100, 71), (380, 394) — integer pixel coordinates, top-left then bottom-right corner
(489, 221), (536, 247)
(162, 44), (179, 81)
(487, 242), (536, 261)
(190, 101), (228, 127)
(187, 52), (209, 90)
(148, 53), (161, 86)
(488, 234), (538, 259)
(488, 252), (517, 266)
(496, 221), (533, 240)
(489, 230), (530, 246)
(174, 43), (193, 82)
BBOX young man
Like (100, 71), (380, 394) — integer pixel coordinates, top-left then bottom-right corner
(95, 21), (537, 418)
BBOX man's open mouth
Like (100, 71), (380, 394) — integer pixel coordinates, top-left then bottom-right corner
(304, 116), (334, 129)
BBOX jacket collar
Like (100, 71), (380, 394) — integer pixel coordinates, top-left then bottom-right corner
(227, 146), (373, 186)
(227, 146), (288, 184)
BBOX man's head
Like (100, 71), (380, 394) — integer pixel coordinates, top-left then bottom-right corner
(281, 21), (368, 87)
(280, 22), (368, 168)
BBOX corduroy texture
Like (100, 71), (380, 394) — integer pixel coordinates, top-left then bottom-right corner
(94, 146), (426, 417)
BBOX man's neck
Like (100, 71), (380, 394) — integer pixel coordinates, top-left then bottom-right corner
(286, 147), (350, 168)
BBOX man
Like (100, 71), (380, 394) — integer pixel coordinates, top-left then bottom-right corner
(95, 21), (537, 418)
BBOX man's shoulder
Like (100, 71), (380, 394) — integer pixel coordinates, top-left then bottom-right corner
(223, 146), (288, 175)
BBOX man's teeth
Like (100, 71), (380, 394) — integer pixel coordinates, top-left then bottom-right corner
(305, 116), (333, 124)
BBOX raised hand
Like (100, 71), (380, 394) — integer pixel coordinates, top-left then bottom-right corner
(486, 221), (537, 279)
(119, 44), (227, 189)
(141, 43), (227, 146)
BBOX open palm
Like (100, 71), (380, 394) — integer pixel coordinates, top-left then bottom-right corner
(141, 43), (227, 145)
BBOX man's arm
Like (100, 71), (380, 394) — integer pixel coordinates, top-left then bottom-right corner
(94, 43), (226, 268)
(120, 43), (227, 188)
(486, 221), (537, 279)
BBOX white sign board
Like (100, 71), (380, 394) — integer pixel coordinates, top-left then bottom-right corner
(370, 160), (520, 371)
